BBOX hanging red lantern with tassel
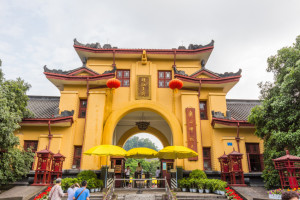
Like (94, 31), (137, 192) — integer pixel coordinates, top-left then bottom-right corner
(106, 78), (121, 93)
(169, 79), (183, 93)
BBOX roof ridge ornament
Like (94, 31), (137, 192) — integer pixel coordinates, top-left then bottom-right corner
(187, 40), (214, 50)
(141, 50), (147, 65)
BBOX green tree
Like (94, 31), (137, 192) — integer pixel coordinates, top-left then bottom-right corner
(123, 136), (159, 151)
(0, 60), (34, 185)
(248, 36), (300, 189)
(123, 136), (160, 176)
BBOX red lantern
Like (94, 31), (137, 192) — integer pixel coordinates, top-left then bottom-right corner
(169, 79), (183, 93)
(106, 78), (121, 93)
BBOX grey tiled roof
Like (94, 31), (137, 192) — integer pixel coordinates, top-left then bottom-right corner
(27, 96), (60, 118)
(26, 96), (260, 121)
(226, 99), (261, 121)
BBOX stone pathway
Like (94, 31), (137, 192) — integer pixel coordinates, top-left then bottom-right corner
(124, 194), (156, 200)
(0, 186), (46, 200)
(232, 186), (269, 200)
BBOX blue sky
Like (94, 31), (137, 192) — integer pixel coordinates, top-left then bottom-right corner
(1, 0), (300, 100)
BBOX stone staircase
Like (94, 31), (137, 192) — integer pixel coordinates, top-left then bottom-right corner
(175, 194), (227, 200)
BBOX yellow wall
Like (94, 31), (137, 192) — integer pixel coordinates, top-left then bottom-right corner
(16, 53), (262, 173)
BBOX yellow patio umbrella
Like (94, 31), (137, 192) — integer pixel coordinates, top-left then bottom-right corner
(126, 147), (158, 159)
(84, 145), (128, 156)
(157, 146), (198, 188)
(157, 146), (198, 159)
(84, 145), (128, 188)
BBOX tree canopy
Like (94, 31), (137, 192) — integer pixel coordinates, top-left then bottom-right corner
(123, 136), (159, 151)
(0, 60), (34, 185)
(248, 36), (300, 189)
(123, 135), (161, 176)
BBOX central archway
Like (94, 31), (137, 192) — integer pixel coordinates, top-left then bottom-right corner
(102, 101), (183, 146)
(117, 126), (170, 147)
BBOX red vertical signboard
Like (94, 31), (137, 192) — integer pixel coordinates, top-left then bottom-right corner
(185, 108), (198, 161)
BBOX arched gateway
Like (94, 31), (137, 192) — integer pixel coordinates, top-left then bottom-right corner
(17, 39), (264, 174)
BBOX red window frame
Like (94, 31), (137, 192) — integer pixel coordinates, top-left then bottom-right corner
(73, 146), (82, 169)
(203, 147), (212, 170)
(24, 140), (38, 170)
(158, 70), (172, 88)
(24, 140), (38, 152)
(78, 99), (87, 118)
(246, 143), (263, 172)
(116, 70), (130, 87)
(200, 101), (208, 120)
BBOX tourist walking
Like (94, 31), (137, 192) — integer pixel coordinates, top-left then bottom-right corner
(48, 178), (64, 200)
(281, 191), (299, 200)
(73, 181), (90, 200)
(156, 167), (161, 187)
(67, 183), (80, 200)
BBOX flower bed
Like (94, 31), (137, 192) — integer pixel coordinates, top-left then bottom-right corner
(34, 186), (52, 200)
(268, 188), (300, 199)
(225, 187), (243, 200)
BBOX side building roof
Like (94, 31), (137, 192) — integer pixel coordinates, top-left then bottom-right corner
(26, 95), (60, 118)
(25, 96), (261, 121)
(226, 99), (261, 121)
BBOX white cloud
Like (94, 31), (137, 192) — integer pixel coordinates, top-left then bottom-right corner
(1, 0), (300, 98)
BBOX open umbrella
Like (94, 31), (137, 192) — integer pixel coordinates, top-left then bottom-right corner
(157, 146), (198, 159)
(84, 145), (128, 188)
(157, 146), (198, 188)
(126, 147), (158, 159)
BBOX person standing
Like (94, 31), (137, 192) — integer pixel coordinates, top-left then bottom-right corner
(67, 183), (80, 200)
(155, 167), (161, 187)
(73, 181), (90, 200)
(124, 166), (131, 187)
(48, 178), (64, 200)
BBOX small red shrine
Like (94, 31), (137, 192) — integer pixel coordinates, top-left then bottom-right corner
(273, 150), (300, 189)
(218, 152), (230, 182)
(228, 149), (246, 186)
(51, 151), (66, 182)
(32, 148), (54, 185)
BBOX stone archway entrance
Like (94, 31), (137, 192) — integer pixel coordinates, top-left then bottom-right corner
(113, 111), (172, 148)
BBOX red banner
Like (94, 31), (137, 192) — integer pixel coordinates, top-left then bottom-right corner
(185, 108), (198, 161)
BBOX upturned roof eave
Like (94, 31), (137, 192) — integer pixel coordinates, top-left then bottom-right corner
(211, 117), (254, 128)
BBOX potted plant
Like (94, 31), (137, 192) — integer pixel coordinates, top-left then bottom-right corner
(96, 179), (103, 192)
(197, 179), (204, 193)
(204, 179), (211, 193)
(218, 180), (227, 195)
(88, 178), (97, 193)
(211, 179), (218, 194)
(178, 178), (188, 192)
(189, 178), (197, 193)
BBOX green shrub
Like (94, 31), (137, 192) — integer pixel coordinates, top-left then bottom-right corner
(87, 178), (97, 189)
(197, 179), (205, 189)
(61, 178), (79, 191)
(95, 179), (104, 188)
(189, 169), (207, 179)
(77, 170), (97, 181)
(178, 178), (188, 188)
(188, 178), (199, 189)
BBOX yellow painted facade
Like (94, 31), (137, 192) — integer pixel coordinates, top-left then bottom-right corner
(16, 41), (263, 173)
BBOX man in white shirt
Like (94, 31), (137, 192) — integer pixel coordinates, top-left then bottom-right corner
(125, 166), (131, 187)
(155, 167), (161, 187)
(155, 167), (160, 178)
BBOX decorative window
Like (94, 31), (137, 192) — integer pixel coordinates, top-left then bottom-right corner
(116, 70), (130, 87)
(24, 140), (38, 170)
(246, 143), (263, 172)
(203, 147), (212, 170)
(78, 100), (87, 118)
(24, 140), (38, 152)
(73, 146), (82, 169)
(158, 71), (172, 88)
(200, 101), (208, 120)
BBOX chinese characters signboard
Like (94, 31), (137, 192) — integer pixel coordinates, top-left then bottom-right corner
(136, 75), (151, 100)
(185, 107), (198, 161)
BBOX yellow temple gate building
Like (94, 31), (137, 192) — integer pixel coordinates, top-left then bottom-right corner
(16, 39), (264, 174)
